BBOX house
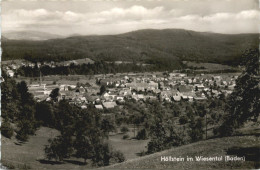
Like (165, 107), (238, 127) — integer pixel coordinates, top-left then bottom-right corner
(137, 94), (145, 100)
(60, 85), (69, 91)
(172, 95), (181, 101)
(75, 86), (86, 93)
(146, 96), (157, 101)
(119, 89), (132, 96)
(228, 84), (236, 90)
(102, 102), (117, 109)
(177, 85), (193, 93)
(132, 94), (145, 101)
(116, 96), (124, 102)
(68, 85), (76, 89)
(103, 92), (117, 101)
(194, 96), (207, 100)
(7, 70), (14, 77)
(85, 94), (100, 104)
(11, 64), (17, 70)
(95, 105), (103, 109)
(148, 81), (159, 89)
(81, 105), (87, 109)
(181, 95), (189, 101)
(195, 84), (205, 91)
(100, 79), (114, 86)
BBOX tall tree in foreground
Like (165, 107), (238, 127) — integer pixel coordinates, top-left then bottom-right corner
(50, 88), (60, 102)
(219, 49), (259, 136)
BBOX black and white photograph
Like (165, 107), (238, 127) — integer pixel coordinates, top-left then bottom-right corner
(0, 0), (259, 169)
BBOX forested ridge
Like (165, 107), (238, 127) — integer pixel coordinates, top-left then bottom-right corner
(2, 29), (258, 66)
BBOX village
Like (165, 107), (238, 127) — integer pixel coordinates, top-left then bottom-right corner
(2, 59), (239, 110)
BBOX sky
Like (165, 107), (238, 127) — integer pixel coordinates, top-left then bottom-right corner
(1, 0), (259, 36)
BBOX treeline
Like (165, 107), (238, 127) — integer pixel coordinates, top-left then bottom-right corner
(1, 73), (124, 166)
(16, 60), (182, 77)
(1, 72), (38, 141)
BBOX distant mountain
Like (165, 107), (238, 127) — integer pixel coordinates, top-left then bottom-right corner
(2, 29), (259, 66)
(2, 31), (63, 41)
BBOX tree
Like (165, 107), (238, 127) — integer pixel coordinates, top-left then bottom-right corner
(17, 81), (33, 104)
(100, 85), (106, 95)
(120, 126), (129, 134)
(45, 134), (73, 162)
(16, 119), (36, 142)
(49, 88), (60, 102)
(35, 102), (55, 127)
(1, 120), (14, 138)
(179, 115), (188, 125)
(101, 119), (115, 137)
(219, 49), (259, 136)
(136, 129), (148, 140)
(74, 135), (93, 164)
(189, 118), (204, 142)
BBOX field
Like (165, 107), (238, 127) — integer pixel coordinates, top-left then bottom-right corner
(109, 127), (149, 160)
(183, 61), (234, 70)
(101, 135), (260, 170)
(2, 122), (259, 170)
(1, 127), (149, 170)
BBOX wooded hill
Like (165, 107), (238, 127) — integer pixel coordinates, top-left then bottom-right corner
(2, 29), (258, 66)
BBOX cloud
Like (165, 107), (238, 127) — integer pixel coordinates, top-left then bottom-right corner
(2, 6), (259, 35)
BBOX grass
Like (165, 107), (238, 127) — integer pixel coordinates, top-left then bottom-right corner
(100, 135), (260, 170)
(2, 122), (259, 169)
(109, 127), (149, 160)
(1, 127), (149, 170)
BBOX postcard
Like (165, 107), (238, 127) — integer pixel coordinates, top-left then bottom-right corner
(1, 0), (259, 169)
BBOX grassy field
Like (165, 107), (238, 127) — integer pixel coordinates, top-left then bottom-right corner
(109, 127), (149, 160)
(2, 122), (259, 170)
(100, 135), (260, 170)
(1, 127), (149, 170)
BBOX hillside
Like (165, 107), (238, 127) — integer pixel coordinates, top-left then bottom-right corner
(2, 31), (63, 41)
(2, 29), (258, 66)
(2, 126), (259, 170)
(100, 135), (260, 170)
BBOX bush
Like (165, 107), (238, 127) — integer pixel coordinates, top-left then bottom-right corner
(1, 121), (14, 138)
(110, 150), (125, 164)
(179, 115), (188, 125)
(136, 129), (148, 140)
(120, 126), (129, 134)
(16, 119), (37, 142)
(189, 118), (204, 142)
(138, 150), (146, 156)
(45, 136), (73, 162)
(122, 134), (129, 139)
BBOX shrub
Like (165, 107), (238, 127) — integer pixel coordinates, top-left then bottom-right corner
(16, 119), (36, 142)
(120, 126), (129, 134)
(138, 150), (146, 156)
(122, 134), (129, 139)
(189, 118), (204, 142)
(136, 129), (148, 140)
(179, 115), (188, 125)
(110, 150), (125, 164)
(1, 121), (14, 138)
